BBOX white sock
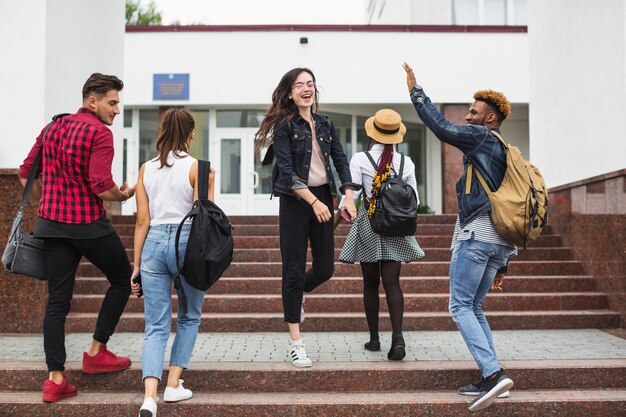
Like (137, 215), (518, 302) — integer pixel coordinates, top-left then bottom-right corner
(290, 338), (303, 346)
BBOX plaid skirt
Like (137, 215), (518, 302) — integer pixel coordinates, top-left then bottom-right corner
(339, 205), (425, 264)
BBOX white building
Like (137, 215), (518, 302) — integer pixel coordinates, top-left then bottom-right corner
(2, 0), (624, 217)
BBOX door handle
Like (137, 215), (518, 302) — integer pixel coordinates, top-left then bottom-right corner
(252, 171), (259, 188)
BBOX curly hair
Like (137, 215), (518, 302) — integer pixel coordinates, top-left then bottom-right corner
(473, 89), (510, 121)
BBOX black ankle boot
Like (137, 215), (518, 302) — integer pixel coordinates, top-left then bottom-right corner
(387, 335), (406, 360)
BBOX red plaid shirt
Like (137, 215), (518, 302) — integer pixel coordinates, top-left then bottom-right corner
(19, 107), (116, 224)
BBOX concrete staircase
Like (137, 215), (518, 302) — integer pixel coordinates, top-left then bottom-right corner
(2, 214), (625, 416)
(68, 215), (620, 333)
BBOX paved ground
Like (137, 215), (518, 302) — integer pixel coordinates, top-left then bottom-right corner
(1, 329), (626, 363)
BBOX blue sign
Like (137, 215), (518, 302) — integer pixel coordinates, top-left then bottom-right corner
(153, 73), (189, 100)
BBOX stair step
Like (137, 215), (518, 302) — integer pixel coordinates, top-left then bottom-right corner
(72, 292), (609, 314)
(4, 389), (625, 417)
(75, 275), (597, 295)
(77, 260), (584, 277)
(118, 234), (565, 248)
(3, 360), (625, 392)
(110, 214), (461, 225)
(122, 246), (575, 262)
(65, 310), (621, 332)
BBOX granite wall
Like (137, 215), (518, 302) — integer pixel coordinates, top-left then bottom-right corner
(549, 169), (626, 327)
(0, 169), (47, 332)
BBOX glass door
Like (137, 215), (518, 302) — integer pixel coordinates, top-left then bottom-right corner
(213, 128), (278, 215)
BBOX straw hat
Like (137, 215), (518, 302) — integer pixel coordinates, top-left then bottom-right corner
(364, 109), (406, 144)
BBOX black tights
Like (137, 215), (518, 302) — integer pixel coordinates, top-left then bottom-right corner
(360, 261), (404, 343)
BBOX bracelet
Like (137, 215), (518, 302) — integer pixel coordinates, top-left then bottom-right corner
(310, 198), (318, 206)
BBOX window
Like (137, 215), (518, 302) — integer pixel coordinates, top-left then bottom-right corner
(138, 109), (159, 168)
(452, 0), (527, 25)
(123, 109), (132, 128)
(216, 110), (265, 128)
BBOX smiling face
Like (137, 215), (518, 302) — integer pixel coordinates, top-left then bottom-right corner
(465, 100), (500, 128)
(86, 89), (120, 126)
(289, 71), (316, 114)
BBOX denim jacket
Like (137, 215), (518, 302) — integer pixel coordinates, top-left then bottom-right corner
(410, 86), (507, 227)
(271, 112), (357, 198)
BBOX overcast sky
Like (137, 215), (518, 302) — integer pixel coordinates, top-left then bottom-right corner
(153, 0), (367, 25)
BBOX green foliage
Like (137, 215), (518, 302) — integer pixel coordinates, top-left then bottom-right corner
(126, 0), (162, 25)
(417, 203), (434, 214)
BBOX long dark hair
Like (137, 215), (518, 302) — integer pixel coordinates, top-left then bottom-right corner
(255, 68), (319, 149)
(155, 108), (195, 168)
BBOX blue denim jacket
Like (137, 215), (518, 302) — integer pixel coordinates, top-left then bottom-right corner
(272, 112), (356, 197)
(410, 86), (507, 227)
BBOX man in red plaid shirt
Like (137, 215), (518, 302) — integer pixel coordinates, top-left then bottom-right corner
(19, 73), (136, 403)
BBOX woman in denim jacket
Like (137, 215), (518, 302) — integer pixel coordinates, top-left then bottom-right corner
(132, 108), (215, 416)
(256, 68), (358, 367)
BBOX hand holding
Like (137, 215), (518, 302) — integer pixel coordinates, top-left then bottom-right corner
(342, 198), (357, 222)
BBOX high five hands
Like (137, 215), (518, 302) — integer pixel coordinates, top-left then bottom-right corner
(403, 63), (417, 93)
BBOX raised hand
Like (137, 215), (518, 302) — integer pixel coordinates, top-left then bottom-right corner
(403, 62), (417, 92)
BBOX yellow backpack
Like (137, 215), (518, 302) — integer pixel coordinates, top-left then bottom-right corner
(466, 131), (548, 248)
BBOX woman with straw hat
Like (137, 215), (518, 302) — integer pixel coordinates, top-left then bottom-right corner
(339, 109), (425, 360)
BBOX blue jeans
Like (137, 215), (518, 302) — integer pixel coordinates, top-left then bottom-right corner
(140, 224), (204, 381)
(448, 239), (510, 378)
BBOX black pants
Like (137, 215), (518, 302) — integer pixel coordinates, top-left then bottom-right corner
(43, 232), (132, 371)
(279, 186), (335, 323)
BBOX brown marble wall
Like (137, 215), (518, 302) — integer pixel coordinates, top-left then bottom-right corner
(0, 169), (47, 332)
(549, 169), (626, 328)
(440, 104), (468, 214)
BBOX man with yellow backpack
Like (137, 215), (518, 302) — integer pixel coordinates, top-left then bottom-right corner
(404, 62), (547, 412)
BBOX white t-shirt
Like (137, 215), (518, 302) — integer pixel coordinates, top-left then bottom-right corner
(142, 151), (196, 225)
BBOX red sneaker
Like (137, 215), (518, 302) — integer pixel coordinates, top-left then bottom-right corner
(82, 346), (132, 373)
(42, 376), (77, 403)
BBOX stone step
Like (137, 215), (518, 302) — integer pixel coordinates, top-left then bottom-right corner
(4, 389), (625, 417)
(121, 246), (575, 262)
(65, 310), (621, 332)
(117, 234), (565, 248)
(113, 223), (459, 236)
(77, 260), (584, 277)
(3, 360), (625, 392)
(74, 275), (597, 295)
(72, 292), (609, 314)
(110, 214), (461, 225)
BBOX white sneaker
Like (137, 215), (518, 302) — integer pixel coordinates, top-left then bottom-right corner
(139, 397), (157, 417)
(290, 340), (312, 368)
(163, 379), (193, 402)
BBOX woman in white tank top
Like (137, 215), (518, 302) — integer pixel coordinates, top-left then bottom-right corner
(131, 108), (215, 417)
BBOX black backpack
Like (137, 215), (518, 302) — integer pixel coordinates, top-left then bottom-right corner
(365, 152), (418, 237)
(174, 160), (234, 313)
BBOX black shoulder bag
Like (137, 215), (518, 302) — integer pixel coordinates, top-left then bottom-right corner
(2, 113), (69, 279)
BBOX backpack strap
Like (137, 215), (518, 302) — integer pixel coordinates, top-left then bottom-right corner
(197, 160), (210, 200)
(365, 151), (378, 171)
(19, 113), (69, 212)
(173, 209), (196, 315)
(365, 151), (404, 177)
(465, 130), (505, 195)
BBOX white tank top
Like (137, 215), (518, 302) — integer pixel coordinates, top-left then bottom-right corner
(142, 151), (196, 225)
